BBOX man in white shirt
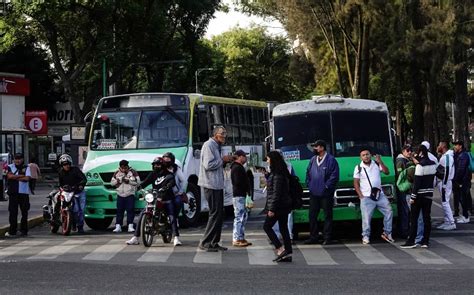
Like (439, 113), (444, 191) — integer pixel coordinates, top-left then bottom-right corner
(353, 148), (394, 244)
(435, 141), (456, 230)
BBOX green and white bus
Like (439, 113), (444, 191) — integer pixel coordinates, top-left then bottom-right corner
(271, 95), (397, 237)
(83, 93), (269, 230)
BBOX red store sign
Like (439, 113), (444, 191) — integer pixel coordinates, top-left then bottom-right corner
(0, 76), (30, 96)
(25, 111), (48, 135)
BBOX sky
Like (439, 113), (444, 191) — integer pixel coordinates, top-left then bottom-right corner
(205, 0), (286, 39)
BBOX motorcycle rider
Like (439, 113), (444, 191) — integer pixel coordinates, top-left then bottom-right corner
(126, 156), (176, 245)
(162, 152), (187, 246)
(57, 154), (87, 233)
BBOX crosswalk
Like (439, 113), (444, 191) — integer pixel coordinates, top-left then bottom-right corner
(0, 235), (473, 267)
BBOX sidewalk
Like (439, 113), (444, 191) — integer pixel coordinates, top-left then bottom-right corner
(0, 181), (54, 236)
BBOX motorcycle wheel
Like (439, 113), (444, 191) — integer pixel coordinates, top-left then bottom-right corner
(161, 217), (172, 244)
(141, 214), (154, 247)
(61, 209), (72, 236)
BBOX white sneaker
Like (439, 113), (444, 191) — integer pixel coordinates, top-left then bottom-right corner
(112, 224), (122, 233)
(128, 224), (135, 233)
(126, 236), (139, 245)
(174, 236), (182, 246)
(442, 223), (456, 230)
(436, 223), (448, 230)
(456, 216), (470, 224)
(362, 236), (370, 244)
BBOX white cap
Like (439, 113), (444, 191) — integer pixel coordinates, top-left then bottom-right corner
(421, 141), (430, 150)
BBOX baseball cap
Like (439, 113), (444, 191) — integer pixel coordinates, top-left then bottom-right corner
(234, 150), (248, 157)
(421, 141), (430, 150)
(119, 159), (129, 167)
(14, 153), (24, 159)
(310, 140), (327, 149)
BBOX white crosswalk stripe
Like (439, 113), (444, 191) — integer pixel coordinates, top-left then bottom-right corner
(28, 239), (89, 260)
(0, 240), (46, 259)
(138, 245), (174, 263)
(397, 245), (452, 264)
(432, 237), (474, 259)
(346, 244), (395, 265)
(246, 239), (277, 265)
(297, 244), (338, 265)
(82, 239), (127, 261)
(193, 246), (222, 264)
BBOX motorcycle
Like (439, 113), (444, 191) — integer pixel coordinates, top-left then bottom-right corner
(42, 185), (76, 236)
(140, 188), (172, 247)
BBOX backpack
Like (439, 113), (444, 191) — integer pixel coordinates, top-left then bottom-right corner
(469, 152), (474, 173)
(288, 175), (303, 210)
(396, 165), (415, 193)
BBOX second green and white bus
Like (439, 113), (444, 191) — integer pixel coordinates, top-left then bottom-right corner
(271, 95), (398, 238)
(83, 93), (269, 230)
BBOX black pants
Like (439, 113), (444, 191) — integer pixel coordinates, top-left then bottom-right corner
(29, 179), (37, 194)
(407, 198), (432, 244)
(0, 179), (4, 200)
(453, 185), (472, 218)
(309, 196), (333, 241)
(8, 193), (30, 235)
(263, 210), (292, 254)
(200, 188), (224, 248)
(116, 195), (135, 226)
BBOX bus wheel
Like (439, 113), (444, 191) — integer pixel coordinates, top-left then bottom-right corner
(180, 183), (201, 227)
(85, 217), (113, 231)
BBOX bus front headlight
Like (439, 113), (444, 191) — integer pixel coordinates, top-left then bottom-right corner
(382, 185), (393, 197)
(145, 193), (154, 203)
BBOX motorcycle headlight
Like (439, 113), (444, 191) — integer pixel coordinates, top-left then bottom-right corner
(145, 193), (154, 203)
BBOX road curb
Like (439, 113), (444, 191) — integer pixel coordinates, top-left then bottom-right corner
(0, 215), (44, 237)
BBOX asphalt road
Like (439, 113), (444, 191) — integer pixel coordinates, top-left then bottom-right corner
(0, 181), (473, 294)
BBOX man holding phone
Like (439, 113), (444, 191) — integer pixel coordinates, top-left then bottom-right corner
(353, 148), (394, 245)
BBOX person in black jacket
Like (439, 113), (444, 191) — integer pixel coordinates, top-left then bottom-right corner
(401, 145), (437, 249)
(452, 139), (472, 223)
(126, 156), (176, 245)
(57, 154), (87, 233)
(231, 150), (252, 247)
(263, 151), (293, 262)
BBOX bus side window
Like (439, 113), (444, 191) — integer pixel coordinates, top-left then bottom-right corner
(193, 105), (210, 148)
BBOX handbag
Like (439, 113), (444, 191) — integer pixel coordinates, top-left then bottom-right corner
(362, 166), (381, 201)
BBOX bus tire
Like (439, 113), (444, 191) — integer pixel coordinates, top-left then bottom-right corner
(180, 183), (201, 227)
(85, 217), (113, 231)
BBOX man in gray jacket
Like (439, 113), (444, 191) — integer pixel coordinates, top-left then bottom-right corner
(198, 126), (233, 252)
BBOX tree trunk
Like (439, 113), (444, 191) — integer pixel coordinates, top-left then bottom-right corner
(410, 63), (424, 143)
(359, 21), (370, 100)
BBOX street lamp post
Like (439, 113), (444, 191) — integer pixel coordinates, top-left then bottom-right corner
(195, 68), (214, 93)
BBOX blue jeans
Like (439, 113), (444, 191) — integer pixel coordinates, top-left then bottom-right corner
(232, 197), (248, 241)
(165, 195), (182, 237)
(360, 194), (393, 238)
(272, 212), (293, 240)
(116, 195), (135, 226)
(405, 195), (423, 243)
(73, 191), (86, 228)
(397, 193), (410, 238)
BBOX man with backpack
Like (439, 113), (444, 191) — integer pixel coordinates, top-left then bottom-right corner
(435, 141), (456, 230)
(304, 140), (339, 245)
(453, 139), (472, 224)
(395, 145), (415, 239)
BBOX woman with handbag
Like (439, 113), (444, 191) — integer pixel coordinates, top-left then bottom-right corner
(263, 151), (293, 263)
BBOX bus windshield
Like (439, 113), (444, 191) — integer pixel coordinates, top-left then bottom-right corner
(274, 112), (331, 160)
(332, 111), (390, 157)
(91, 109), (189, 150)
(274, 110), (390, 160)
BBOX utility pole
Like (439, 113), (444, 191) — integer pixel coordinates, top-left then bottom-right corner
(195, 68), (214, 93)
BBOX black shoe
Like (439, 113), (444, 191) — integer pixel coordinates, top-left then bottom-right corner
(215, 245), (228, 251)
(273, 250), (292, 262)
(453, 211), (459, 217)
(278, 256), (292, 262)
(19, 232), (28, 237)
(400, 242), (417, 249)
(322, 240), (332, 245)
(199, 245), (218, 252)
(304, 238), (319, 245)
(77, 227), (85, 234)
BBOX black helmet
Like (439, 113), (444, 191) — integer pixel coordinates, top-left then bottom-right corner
(162, 152), (175, 164)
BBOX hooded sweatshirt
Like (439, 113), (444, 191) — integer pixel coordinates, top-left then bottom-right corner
(411, 157), (437, 201)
